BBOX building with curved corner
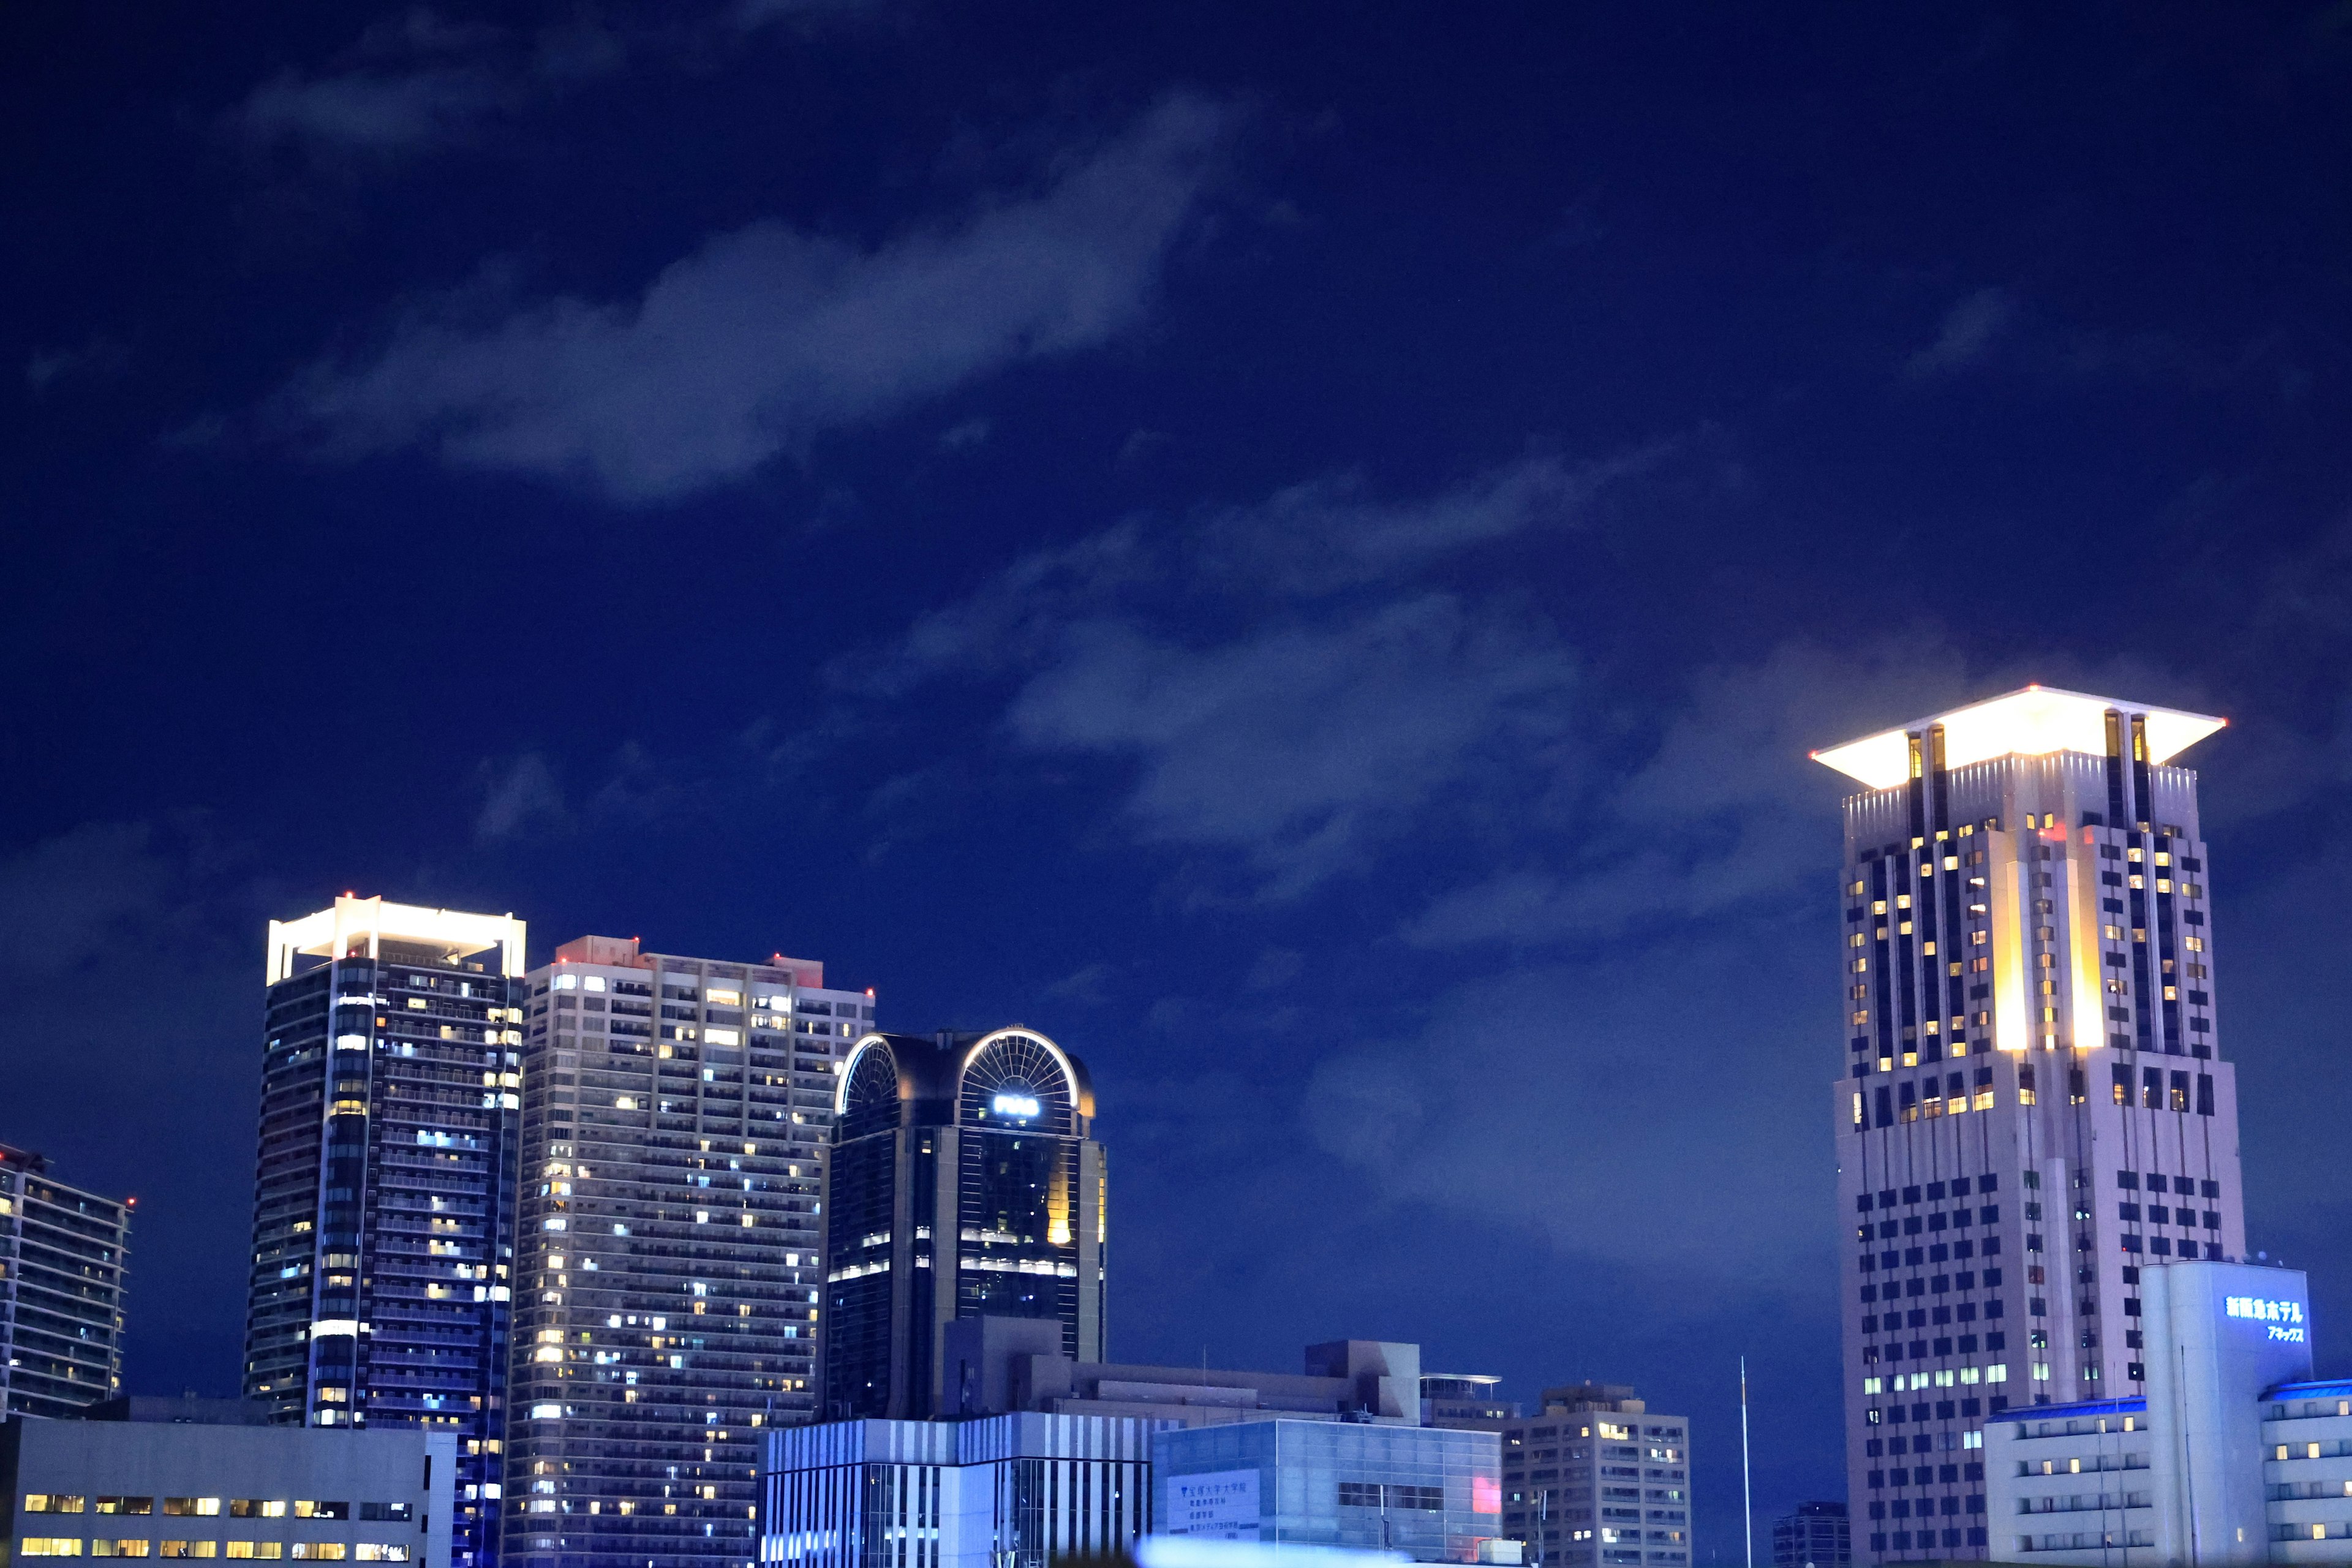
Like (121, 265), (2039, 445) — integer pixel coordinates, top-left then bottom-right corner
(821, 1029), (1106, 1421)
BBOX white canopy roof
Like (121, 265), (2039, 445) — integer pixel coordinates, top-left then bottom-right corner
(1811, 684), (2225, 790)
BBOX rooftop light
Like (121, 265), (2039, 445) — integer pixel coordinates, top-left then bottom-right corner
(1811, 685), (2225, 789)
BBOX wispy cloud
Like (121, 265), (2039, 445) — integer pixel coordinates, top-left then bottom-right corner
(854, 451), (1656, 897)
(1905, 285), (2017, 377)
(232, 11), (617, 157)
(259, 96), (1236, 501)
(25, 336), (130, 394)
(229, 3), (860, 159)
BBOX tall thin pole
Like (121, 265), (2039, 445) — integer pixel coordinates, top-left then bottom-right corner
(1740, 1357), (1755, 1568)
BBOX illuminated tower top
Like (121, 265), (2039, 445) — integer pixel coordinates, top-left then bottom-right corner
(1812, 685), (2223, 792)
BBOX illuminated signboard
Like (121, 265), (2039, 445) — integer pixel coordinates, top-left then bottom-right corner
(2225, 1295), (2307, 1343)
(992, 1092), (1041, 1118)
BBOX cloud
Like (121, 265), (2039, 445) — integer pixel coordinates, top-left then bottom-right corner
(837, 451), (1677, 897)
(1301, 938), (1844, 1288)
(938, 417), (993, 452)
(475, 752), (567, 841)
(230, 6), (871, 159)
(1008, 597), (1575, 897)
(232, 11), (608, 156)
(262, 96), (1235, 500)
(25, 336), (130, 394)
(1402, 641), (1976, 946)
(1905, 285), (2017, 377)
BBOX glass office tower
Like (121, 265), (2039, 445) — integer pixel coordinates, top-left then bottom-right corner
(0, 1140), (132, 1417)
(823, 1028), (1106, 1420)
(1812, 688), (2246, 1564)
(503, 935), (872, 1568)
(245, 897), (527, 1568)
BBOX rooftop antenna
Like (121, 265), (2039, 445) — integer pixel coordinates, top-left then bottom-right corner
(1740, 1357), (1755, 1568)
(1731, 1354), (1749, 1568)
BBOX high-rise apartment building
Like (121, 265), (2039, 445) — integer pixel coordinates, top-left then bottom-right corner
(1812, 687), (2245, 1564)
(1495, 1383), (1691, 1568)
(244, 897), (528, 1568)
(823, 1029), (1106, 1421)
(0, 1141), (132, 1418)
(503, 936), (872, 1568)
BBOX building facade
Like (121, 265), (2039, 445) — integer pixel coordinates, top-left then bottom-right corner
(502, 935), (873, 1568)
(0, 1142), (132, 1420)
(1, 1400), (456, 1566)
(244, 898), (528, 1568)
(1814, 688), (2246, 1562)
(1771, 1503), (1849, 1568)
(1493, 1385), (1689, 1568)
(1152, 1419), (1502, 1562)
(758, 1411), (1159, 1568)
(1983, 1259), (2350, 1565)
(823, 1031), (1105, 1422)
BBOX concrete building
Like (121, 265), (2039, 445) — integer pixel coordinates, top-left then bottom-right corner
(1983, 1259), (2352, 1566)
(757, 1411), (1159, 1568)
(245, 899), (527, 1568)
(1, 1142), (132, 1419)
(1152, 1419), (1502, 1561)
(935, 1318), (1420, 1427)
(503, 935), (872, 1568)
(1813, 688), (2245, 1562)
(823, 1032), (1106, 1421)
(1, 1400), (456, 1566)
(1423, 1378), (1519, 1431)
(1494, 1384), (1689, 1568)
(1772, 1503), (1849, 1568)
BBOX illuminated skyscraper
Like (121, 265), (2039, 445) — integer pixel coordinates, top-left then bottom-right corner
(502, 935), (872, 1568)
(822, 1028), (1106, 1420)
(244, 897), (527, 1568)
(1812, 687), (2245, 1564)
(0, 1140), (132, 1417)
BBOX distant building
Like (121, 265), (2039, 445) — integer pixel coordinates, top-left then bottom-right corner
(0, 1142), (132, 1419)
(1814, 688), (2245, 1564)
(1152, 1418), (1503, 1561)
(823, 1031), (1106, 1420)
(1, 1398), (456, 1566)
(938, 1316), (1421, 1426)
(1496, 1383), (1690, 1568)
(1772, 1502), (1849, 1568)
(1982, 1258), (2352, 1564)
(503, 935), (873, 1568)
(244, 897), (524, 1568)
(1424, 1376), (1520, 1430)
(758, 1411), (1158, 1568)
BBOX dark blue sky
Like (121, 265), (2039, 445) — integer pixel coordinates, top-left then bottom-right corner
(5, 0), (2351, 1550)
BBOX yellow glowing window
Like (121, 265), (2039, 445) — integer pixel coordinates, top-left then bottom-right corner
(160, 1545), (219, 1559)
(21, 1542), (85, 1558)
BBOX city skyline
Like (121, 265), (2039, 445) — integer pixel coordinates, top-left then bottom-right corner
(6, 6), (2351, 1563)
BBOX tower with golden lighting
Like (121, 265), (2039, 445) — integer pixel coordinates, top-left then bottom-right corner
(1812, 687), (2242, 1564)
(821, 1027), (1106, 1420)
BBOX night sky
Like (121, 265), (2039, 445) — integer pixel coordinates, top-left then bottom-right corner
(5, 1), (2351, 1551)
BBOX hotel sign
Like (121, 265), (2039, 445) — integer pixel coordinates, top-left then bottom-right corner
(2225, 1295), (2307, 1343)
